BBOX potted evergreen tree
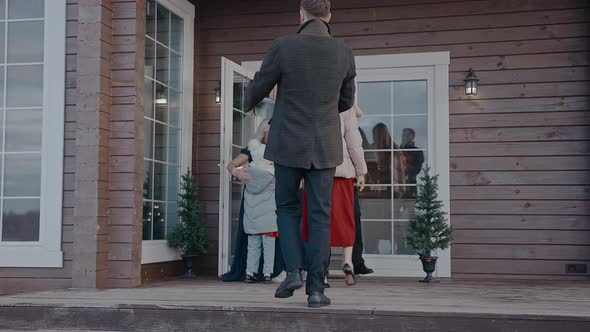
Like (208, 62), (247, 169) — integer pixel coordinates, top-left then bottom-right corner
(167, 169), (208, 278)
(405, 166), (453, 283)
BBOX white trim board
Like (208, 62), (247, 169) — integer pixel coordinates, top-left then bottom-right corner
(0, 0), (66, 267)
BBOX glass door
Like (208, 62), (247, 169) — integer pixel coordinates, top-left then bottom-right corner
(218, 58), (256, 276)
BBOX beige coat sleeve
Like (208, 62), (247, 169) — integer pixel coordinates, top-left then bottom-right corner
(343, 108), (368, 177)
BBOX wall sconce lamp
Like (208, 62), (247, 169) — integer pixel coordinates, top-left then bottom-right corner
(464, 68), (478, 96)
(214, 81), (221, 104)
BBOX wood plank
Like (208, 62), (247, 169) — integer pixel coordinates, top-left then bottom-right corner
(0, 261), (73, 278)
(450, 141), (590, 157)
(201, 0), (589, 29)
(450, 126), (590, 142)
(450, 52), (589, 72)
(450, 112), (590, 128)
(450, 156), (589, 171)
(205, 9), (590, 42)
(451, 200), (590, 215)
(453, 229), (590, 245)
(450, 171), (590, 185)
(200, 38), (590, 69)
(203, 24), (590, 55)
(449, 67), (590, 86)
(451, 215), (590, 230)
(451, 185), (590, 200)
(452, 259), (590, 275)
(453, 244), (590, 260)
(450, 82), (590, 100)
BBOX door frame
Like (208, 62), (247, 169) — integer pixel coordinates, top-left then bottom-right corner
(218, 58), (254, 276)
(224, 52), (450, 278)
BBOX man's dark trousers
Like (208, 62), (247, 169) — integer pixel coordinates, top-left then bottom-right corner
(275, 163), (335, 295)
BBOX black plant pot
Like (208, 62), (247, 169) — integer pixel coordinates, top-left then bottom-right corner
(419, 256), (437, 283)
(181, 254), (195, 278)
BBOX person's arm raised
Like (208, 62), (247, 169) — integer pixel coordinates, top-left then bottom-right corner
(244, 40), (281, 113)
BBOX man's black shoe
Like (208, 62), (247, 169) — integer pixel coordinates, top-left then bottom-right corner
(308, 292), (331, 308)
(354, 265), (374, 276)
(274, 270), (303, 298)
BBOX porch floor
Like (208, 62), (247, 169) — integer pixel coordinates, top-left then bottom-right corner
(1, 277), (589, 331)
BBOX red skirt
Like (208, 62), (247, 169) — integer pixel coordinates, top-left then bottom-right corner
(302, 178), (355, 247)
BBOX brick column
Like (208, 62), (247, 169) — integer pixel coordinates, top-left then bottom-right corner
(73, 0), (113, 288)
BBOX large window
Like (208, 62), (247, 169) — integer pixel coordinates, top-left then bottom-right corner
(0, 0), (66, 267)
(141, 0), (194, 263)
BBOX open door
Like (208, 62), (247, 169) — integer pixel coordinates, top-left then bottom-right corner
(218, 58), (256, 276)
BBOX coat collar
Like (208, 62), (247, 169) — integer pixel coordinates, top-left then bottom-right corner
(297, 19), (331, 36)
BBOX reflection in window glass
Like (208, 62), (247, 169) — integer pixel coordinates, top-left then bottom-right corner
(357, 80), (429, 256)
(143, 1), (184, 241)
(8, 0), (44, 19)
(6, 65), (43, 107)
(5, 109), (42, 152)
(4, 154), (41, 196)
(1, 198), (40, 241)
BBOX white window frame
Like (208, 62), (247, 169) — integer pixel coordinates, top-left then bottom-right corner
(141, 0), (195, 264)
(242, 52), (451, 278)
(0, 0), (66, 267)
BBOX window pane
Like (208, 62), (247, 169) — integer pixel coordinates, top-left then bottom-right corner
(155, 44), (169, 86)
(395, 196), (416, 220)
(153, 161), (166, 201)
(393, 81), (427, 115)
(152, 201), (165, 240)
(359, 186), (391, 220)
(146, 0), (156, 38)
(144, 119), (153, 159)
(232, 111), (243, 147)
(1, 198), (40, 241)
(167, 165), (179, 204)
(242, 112), (255, 146)
(166, 201), (178, 236)
(394, 221), (415, 255)
(230, 182), (243, 256)
(8, 21), (44, 63)
(362, 220), (392, 255)
(233, 73), (248, 111)
(168, 127), (180, 164)
(143, 160), (153, 199)
(154, 123), (167, 161)
(6, 65), (43, 107)
(394, 116), (428, 152)
(4, 154), (41, 196)
(145, 37), (155, 78)
(0, 66), (4, 106)
(8, 0), (44, 19)
(169, 52), (181, 90)
(155, 83), (168, 122)
(5, 109), (42, 152)
(358, 81), (392, 116)
(168, 90), (181, 127)
(0, 23), (5, 63)
(365, 151), (391, 185)
(358, 116), (392, 148)
(170, 13), (183, 52)
(0, 0), (5, 19)
(142, 201), (153, 240)
(144, 78), (154, 118)
(156, 3), (170, 46)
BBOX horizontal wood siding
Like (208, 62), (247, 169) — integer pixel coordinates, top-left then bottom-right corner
(195, 0), (590, 279)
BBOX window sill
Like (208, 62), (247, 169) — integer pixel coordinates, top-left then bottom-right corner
(0, 247), (63, 268)
(141, 240), (181, 264)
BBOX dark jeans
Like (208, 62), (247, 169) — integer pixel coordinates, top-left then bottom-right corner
(275, 163), (335, 294)
(352, 186), (366, 268)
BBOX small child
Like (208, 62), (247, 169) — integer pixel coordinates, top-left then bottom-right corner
(226, 99), (278, 284)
